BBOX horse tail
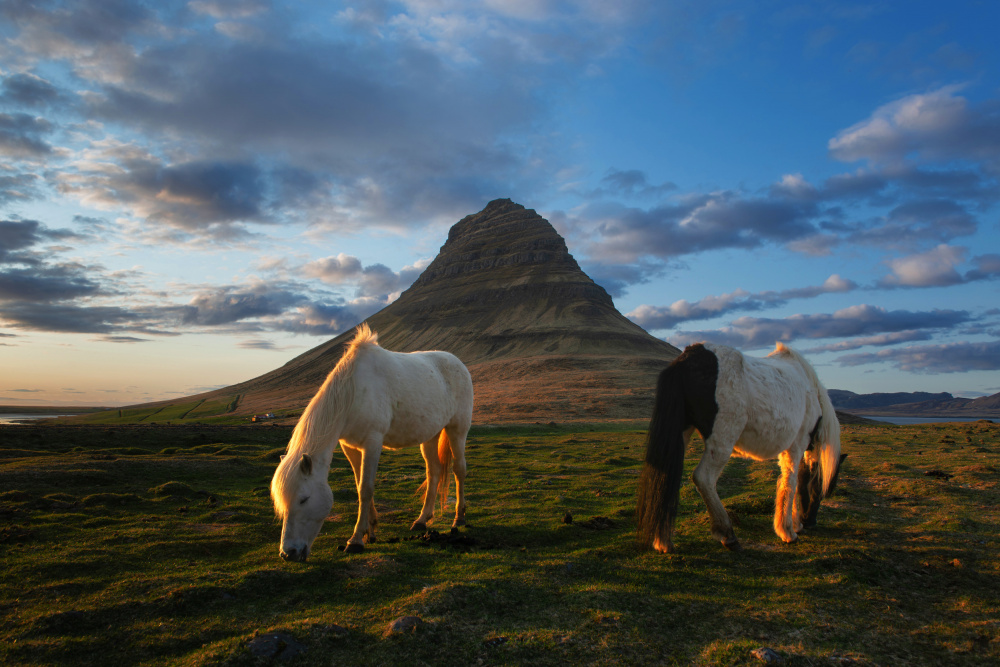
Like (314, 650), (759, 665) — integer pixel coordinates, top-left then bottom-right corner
(636, 363), (688, 549)
(437, 429), (453, 513)
(778, 343), (841, 497)
(814, 386), (841, 497)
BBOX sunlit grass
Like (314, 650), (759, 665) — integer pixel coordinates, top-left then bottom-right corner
(1, 420), (998, 665)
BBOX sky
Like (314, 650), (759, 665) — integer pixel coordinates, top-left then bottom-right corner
(1, 0), (999, 407)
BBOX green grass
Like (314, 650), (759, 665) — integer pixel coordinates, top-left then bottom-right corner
(1, 420), (999, 665)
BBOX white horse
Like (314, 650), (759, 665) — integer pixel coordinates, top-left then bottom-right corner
(271, 324), (473, 560)
(636, 342), (841, 553)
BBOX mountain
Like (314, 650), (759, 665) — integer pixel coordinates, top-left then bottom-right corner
(832, 389), (1000, 418)
(828, 390), (954, 410)
(92, 199), (680, 424)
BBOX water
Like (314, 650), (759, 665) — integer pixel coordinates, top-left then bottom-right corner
(0, 413), (71, 425)
(865, 416), (994, 425)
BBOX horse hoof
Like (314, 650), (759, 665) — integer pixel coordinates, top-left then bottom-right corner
(410, 521), (427, 532)
(452, 518), (466, 528)
(723, 538), (742, 551)
(652, 537), (674, 554)
(344, 543), (364, 554)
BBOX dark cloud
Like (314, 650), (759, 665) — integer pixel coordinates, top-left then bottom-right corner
(587, 168), (677, 200)
(836, 340), (1000, 373)
(72, 31), (541, 229)
(0, 265), (104, 301)
(801, 330), (933, 353)
(0, 219), (44, 259)
(56, 158), (268, 234)
(965, 253), (1000, 282)
(669, 304), (972, 349)
(97, 335), (150, 343)
(0, 301), (145, 333)
(630, 275), (857, 330)
(578, 194), (819, 263)
(0, 171), (41, 204)
(0, 112), (54, 158)
(849, 199), (977, 249)
(179, 285), (305, 326)
(272, 302), (361, 337)
(0, 72), (63, 108)
(236, 338), (280, 350)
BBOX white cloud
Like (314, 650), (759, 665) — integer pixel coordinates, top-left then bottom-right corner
(879, 244), (966, 288)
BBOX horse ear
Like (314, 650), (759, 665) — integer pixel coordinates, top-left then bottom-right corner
(300, 453), (313, 476)
(279, 454), (286, 462)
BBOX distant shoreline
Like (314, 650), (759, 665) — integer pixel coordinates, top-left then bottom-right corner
(0, 406), (109, 415)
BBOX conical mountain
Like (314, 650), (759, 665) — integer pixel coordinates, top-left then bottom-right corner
(97, 200), (680, 423)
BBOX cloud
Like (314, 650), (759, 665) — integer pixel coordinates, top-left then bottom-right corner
(585, 168), (678, 200)
(800, 330), (934, 353)
(0, 112), (54, 158)
(581, 260), (665, 298)
(300, 254), (364, 284)
(236, 338), (280, 350)
(0, 264), (105, 302)
(575, 194), (819, 263)
(629, 274), (858, 330)
(56, 154), (270, 236)
(0, 301), (146, 334)
(879, 244), (967, 288)
(179, 284), (306, 326)
(1, 72), (63, 108)
(836, 340), (1000, 373)
(964, 254), (1000, 282)
(828, 86), (1000, 168)
(96, 335), (150, 343)
(669, 304), (972, 349)
(273, 302), (364, 337)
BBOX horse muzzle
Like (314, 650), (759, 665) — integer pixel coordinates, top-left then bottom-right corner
(280, 546), (308, 562)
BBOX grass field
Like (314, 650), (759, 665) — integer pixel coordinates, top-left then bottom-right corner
(1, 420), (998, 665)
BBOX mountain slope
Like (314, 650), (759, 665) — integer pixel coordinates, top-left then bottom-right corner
(90, 199), (680, 424)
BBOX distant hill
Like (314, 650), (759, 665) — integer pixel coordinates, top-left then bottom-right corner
(830, 389), (1000, 418)
(828, 390), (954, 410)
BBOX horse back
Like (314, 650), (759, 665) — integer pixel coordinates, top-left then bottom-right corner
(347, 346), (472, 446)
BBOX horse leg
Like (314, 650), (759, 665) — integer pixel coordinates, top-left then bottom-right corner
(447, 424), (469, 528)
(341, 444), (378, 543)
(692, 430), (740, 551)
(346, 442), (382, 553)
(411, 437), (443, 531)
(774, 450), (801, 543)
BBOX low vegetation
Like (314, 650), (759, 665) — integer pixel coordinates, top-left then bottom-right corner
(1, 420), (998, 665)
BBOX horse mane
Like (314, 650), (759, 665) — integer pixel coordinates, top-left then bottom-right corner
(271, 323), (380, 517)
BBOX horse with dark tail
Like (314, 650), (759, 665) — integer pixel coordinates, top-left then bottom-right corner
(637, 342), (842, 553)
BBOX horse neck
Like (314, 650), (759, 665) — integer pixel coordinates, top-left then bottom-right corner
(288, 363), (355, 459)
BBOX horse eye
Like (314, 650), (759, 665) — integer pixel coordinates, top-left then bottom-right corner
(299, 497), (309, 505)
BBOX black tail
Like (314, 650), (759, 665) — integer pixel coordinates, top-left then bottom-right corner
(636, 364), (689, 549)
(637, 344), (719, 550)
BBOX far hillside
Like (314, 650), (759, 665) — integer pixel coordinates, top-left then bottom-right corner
(830, 389), (1000, 418)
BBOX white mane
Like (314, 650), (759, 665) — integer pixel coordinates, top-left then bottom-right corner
(271, 323), (378, 517)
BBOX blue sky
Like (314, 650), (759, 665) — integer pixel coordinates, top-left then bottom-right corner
(1, 0), (999, 406)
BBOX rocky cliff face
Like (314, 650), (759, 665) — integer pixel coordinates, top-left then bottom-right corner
(371, 198), (675, 363)
(122, 199), (680, 422)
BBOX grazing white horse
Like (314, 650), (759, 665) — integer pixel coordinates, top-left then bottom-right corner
(637, 342), (841, 553)
(271, 324), (473, 560)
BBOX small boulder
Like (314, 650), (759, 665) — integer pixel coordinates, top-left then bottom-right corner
(385, 615), (427, 636)
(751, 647), (783, 664)
(247, 632), (307, 661)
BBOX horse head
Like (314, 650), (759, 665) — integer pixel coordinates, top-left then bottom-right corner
(271, 452), (333, 562)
